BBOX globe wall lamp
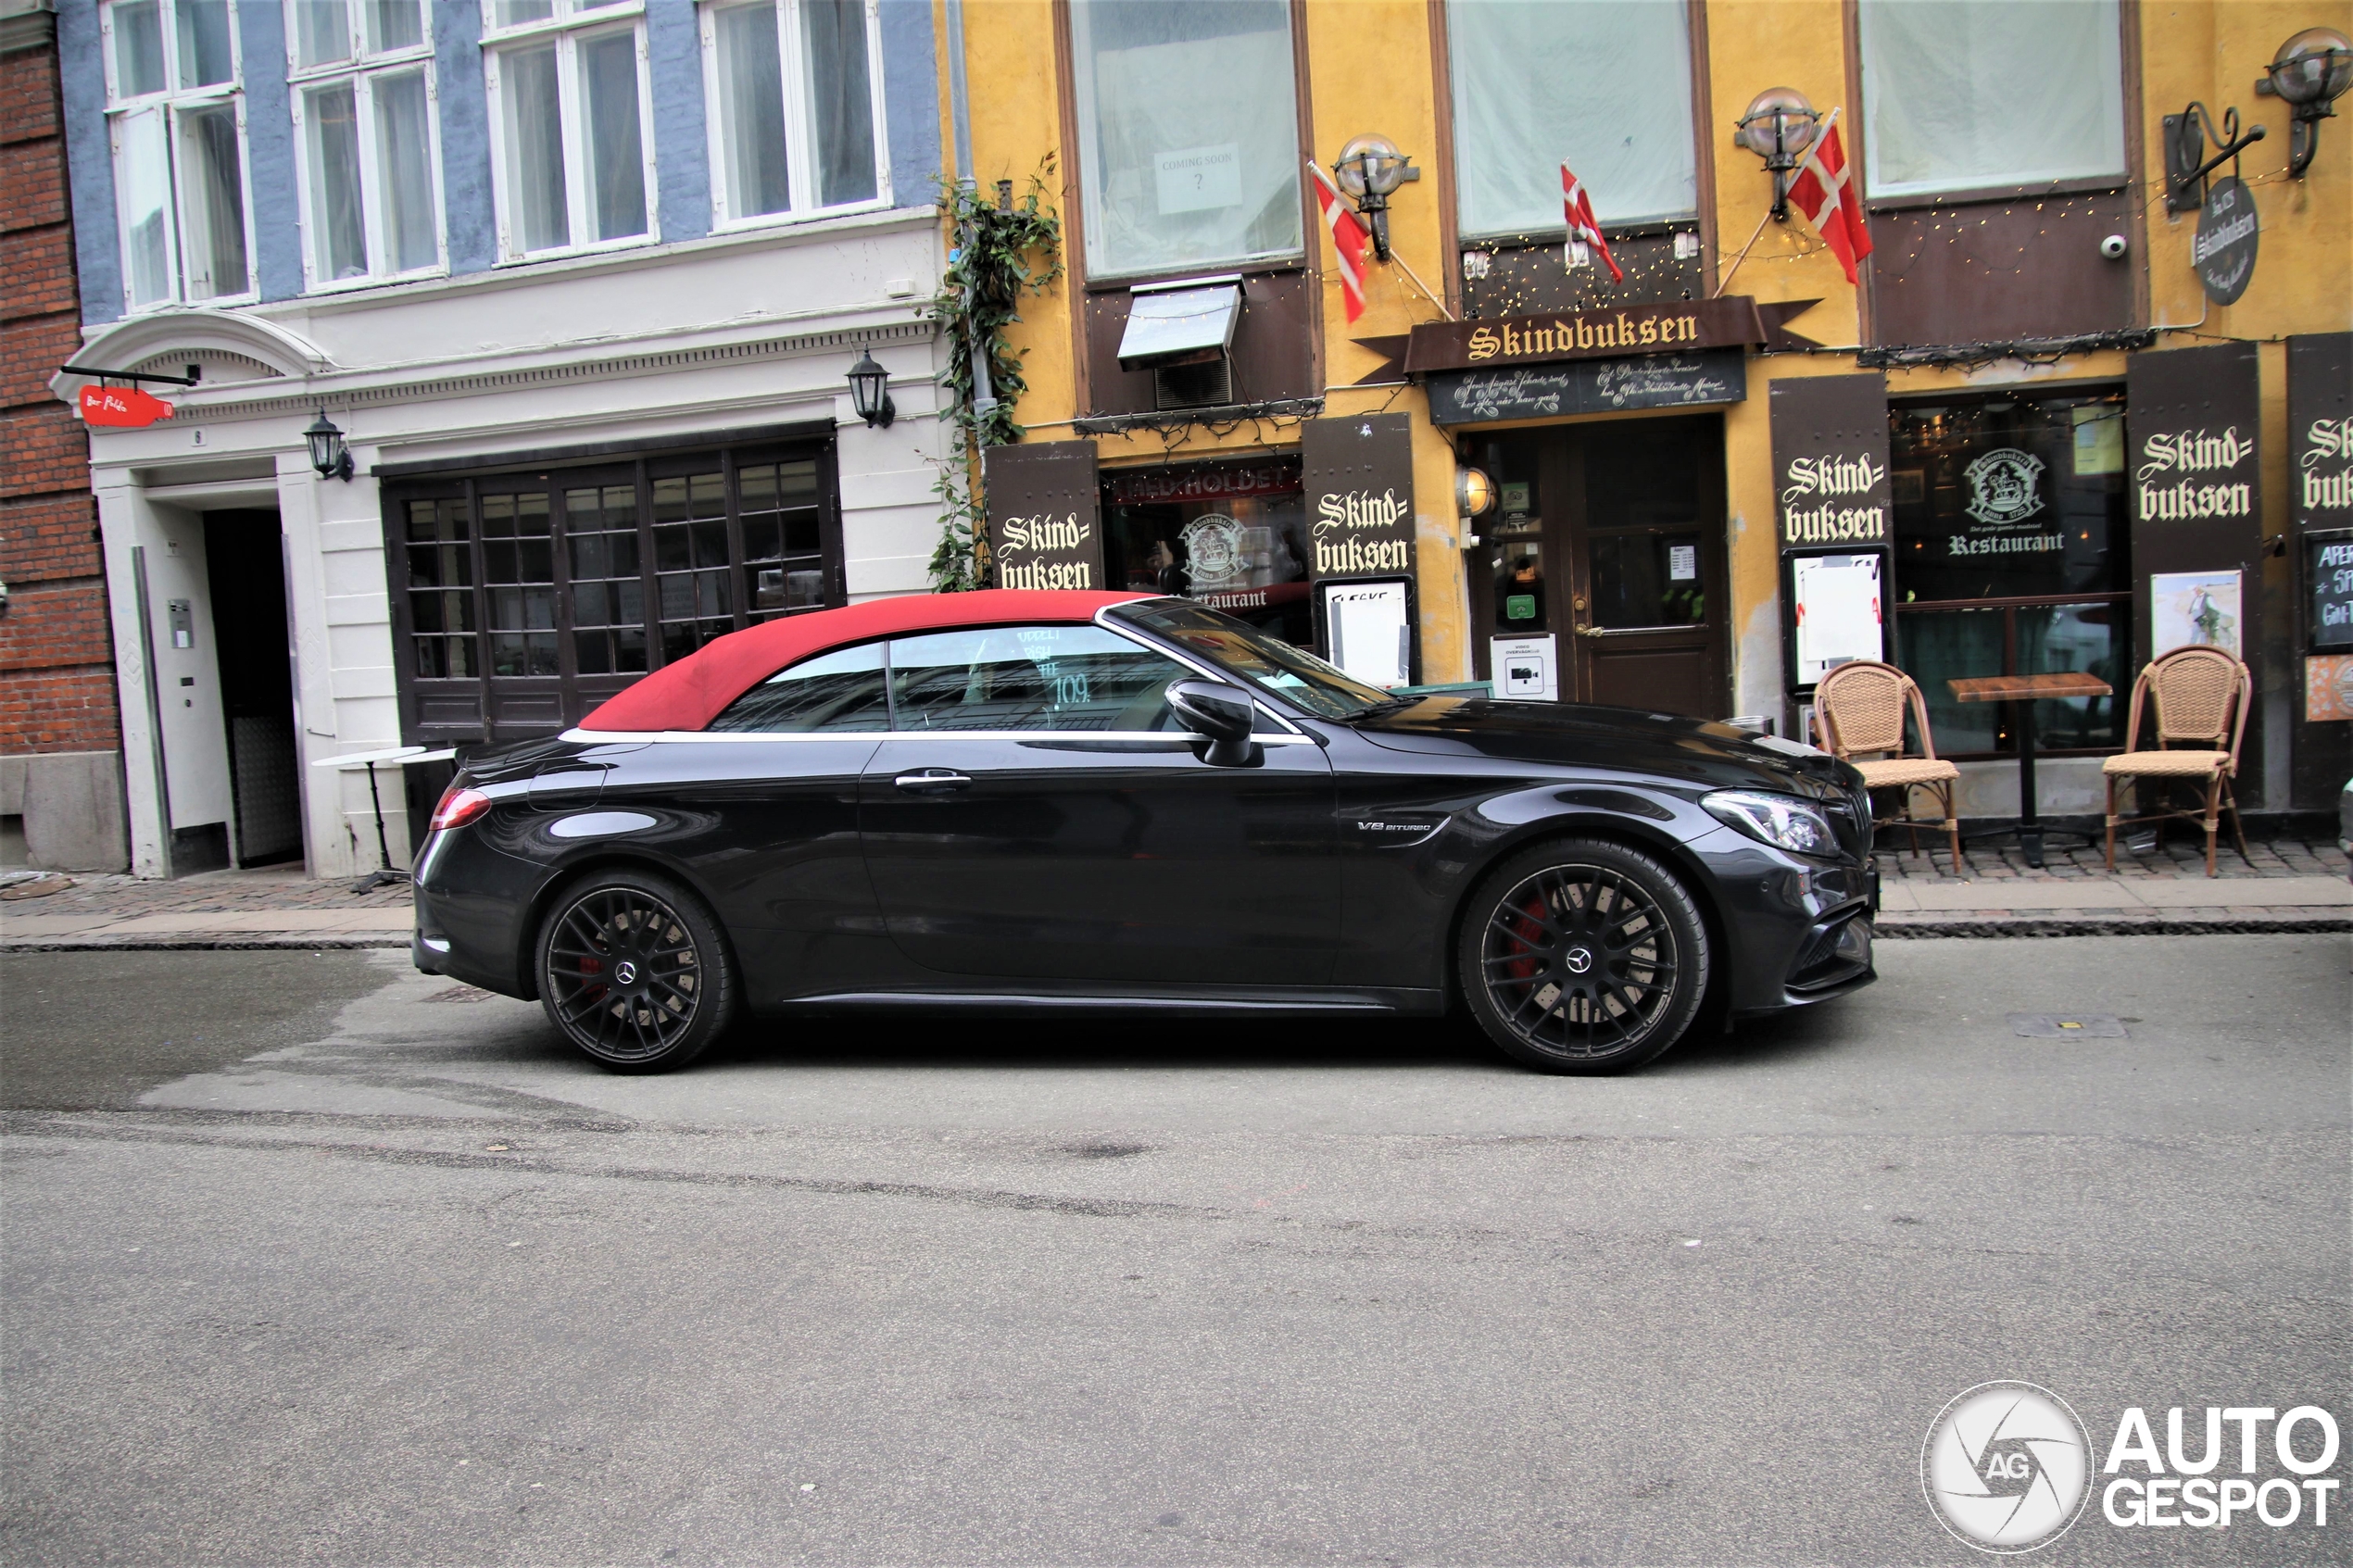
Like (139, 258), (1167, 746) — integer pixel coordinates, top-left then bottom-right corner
(305, 409), (352, 481)
(1733, 87), (1819, 220)
(1455, 465), (1494, 547)
(847, 347), (895, 429)
(2255, 26), (2353, 177)
(1333, 133), (1418, 260)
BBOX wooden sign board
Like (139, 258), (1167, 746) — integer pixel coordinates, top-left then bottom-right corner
(1302, 413), (1416, 580)
(1404, 295), (1814, 374)
(1427, 351), (1745, 425)
(984, 441), (1103, 591)
(1769, 374), (1893, 550)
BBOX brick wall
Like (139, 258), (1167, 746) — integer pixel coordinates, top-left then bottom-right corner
(0, 31), (115, 757)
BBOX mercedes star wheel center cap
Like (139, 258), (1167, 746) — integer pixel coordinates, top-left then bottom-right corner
(614, 960), (639, 985)
(1565, 947), (1594, 974)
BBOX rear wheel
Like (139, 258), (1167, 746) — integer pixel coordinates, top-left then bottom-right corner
(534, 870), (736, 1072)
(1458, 838), (1709, 1074)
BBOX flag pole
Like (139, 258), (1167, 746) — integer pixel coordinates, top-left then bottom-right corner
(1388, 252), (1458, 322)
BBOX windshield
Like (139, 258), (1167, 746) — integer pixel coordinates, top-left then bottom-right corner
(1109, 598), (1399, 720)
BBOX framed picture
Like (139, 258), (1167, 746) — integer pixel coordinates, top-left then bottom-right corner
(2149, 569), (2243, 660)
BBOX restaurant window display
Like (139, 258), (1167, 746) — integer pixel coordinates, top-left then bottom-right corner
(1888, 391), (2131, 757)
(1101, 458), (1315, 648)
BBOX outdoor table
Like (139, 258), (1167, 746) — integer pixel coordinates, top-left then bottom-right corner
(1946, 671), (2114, 868)
(310, 745), (458, 891)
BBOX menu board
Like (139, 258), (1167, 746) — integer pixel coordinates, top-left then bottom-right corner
(2310, 535), (2353, 652)
(1786, 550), (1888, 691)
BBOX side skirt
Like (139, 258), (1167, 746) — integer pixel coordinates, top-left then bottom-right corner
(771, 987), (1448, 1018)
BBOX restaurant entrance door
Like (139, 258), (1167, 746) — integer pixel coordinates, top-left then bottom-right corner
(1470, 414), (1730, 717)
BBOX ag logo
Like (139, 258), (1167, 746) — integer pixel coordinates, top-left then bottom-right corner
(1922, 1382), (2091, 1552)
(1963, 448), (2046, 526)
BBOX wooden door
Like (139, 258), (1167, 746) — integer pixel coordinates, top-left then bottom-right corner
(1561, 416), (1729, 716)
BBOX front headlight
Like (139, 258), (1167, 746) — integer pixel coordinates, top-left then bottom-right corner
(1703, 788), (1839, 857)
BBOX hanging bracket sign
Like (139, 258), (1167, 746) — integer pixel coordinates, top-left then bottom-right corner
(78, 385), (177, 428)
(2193, 175), (2259, 306)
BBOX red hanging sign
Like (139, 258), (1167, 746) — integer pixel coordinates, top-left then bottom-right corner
(79, 385), (176, 427)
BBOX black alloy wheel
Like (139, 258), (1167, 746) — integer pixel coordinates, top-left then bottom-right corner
(1458, 838), (1710, 1074)
(535, 870), (735, 1072)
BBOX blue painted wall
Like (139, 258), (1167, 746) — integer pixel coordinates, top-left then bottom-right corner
(434, 0), (496, 274)
(56, 0), (120, 325)
(235, 0), (301, 301)
(648, 1), (710, 245)
(878, 0), (940, 211)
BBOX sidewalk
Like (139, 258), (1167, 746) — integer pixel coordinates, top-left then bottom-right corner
(2, 832), (2345, 951)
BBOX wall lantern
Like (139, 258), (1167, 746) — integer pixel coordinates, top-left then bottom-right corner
(2255, 26), (2353, 177)
(1455, 465), (1495, 521)
(304, 409), (352, 482)
(1733, 88), (1819, 220)
(1332, 133), (1418, 260)
(847, 347), (894, 429)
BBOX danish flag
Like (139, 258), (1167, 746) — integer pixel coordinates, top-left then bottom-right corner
(1786, 107), (1873, 284)
(1561, 164), (1622, 283)
(1307, 159), (1368, 323)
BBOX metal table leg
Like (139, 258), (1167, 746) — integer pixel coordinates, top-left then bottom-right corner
(2016, 696), (2044, 869)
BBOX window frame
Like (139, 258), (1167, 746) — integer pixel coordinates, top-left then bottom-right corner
(696, 0), (892, 232)
(480, 0), (661, 263)
(100, 0), (258, 311)
(285, 0), (447, 292)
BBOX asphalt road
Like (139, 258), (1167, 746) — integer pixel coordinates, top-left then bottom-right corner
(2, 935), (2346, 1566)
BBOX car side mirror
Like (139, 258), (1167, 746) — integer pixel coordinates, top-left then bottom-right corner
(1165, 678), (1259, 767)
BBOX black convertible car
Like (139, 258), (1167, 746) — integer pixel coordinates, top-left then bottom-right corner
(413, 589), (1876, 1073)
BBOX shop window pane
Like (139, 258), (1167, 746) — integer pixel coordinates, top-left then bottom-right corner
(295, 0), (351, 69)
(1590, 532), (1704, 629)
(581, 29), (647, 241)
(367, 0), (423, 53)
(651, 475), (687, 522)
(1447, 0), (1695, 233)
(689, 471), (724, 515)
(890, 624), (1191, 732)
(693, 519), (728, 568)
(502, 43), (567, 252)
(116, 106), (173, 307)
(1858, 0), (2123, 199)
(655, 524), (689, 572)
(178, 100), (248, 298)
(2020, 603), (2127, 748)
(376, 69), (438, 272)
(709, 643), (889, 732)
(1069, 0), (1302, 278)
(113, 1), (167, 96)
(1102, 458), (1311, 646)
(305, 82), (368, 281)
(803, 0), (876, 207)
(175, 0), (234, 88)
(715, 1), (791, 218)
(776, 460), (818, 505)
(741, 516), (783, 560)
(1894, 608), (2002, 753)
(1890, 394), (2129, 602)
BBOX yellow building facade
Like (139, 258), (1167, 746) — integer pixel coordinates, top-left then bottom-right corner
(942, 0), (2351, 819)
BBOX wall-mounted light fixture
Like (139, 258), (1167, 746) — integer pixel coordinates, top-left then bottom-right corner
(2255, 26), (2353, 177)
(847, 347), (895, 429)
(1455, 465), (1494, 547)
(1332, 133), (1418, 260)
(304, 410), (352, 481)
(1733, 88), (1819, 220)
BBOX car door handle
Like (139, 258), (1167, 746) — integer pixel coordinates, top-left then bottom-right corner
(893, 770), (972, 793)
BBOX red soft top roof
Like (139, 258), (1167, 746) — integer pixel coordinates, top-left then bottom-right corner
(578, 588), (1152, 733)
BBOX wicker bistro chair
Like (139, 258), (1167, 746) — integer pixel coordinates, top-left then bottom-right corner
(1811, 660), (1963, 868)
(2102, 646), (2252, 876)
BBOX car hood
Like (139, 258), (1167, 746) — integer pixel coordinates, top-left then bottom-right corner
(1342, 696), (1861, 798)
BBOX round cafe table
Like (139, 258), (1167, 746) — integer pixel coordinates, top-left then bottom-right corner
(1946, 671), (2114, 869)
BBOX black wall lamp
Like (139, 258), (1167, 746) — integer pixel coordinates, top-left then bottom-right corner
(1733, 88), (1820, 220)
(1332, 133), (1418, 260)
(847, 347), (894, 429)
(2255, 25), (2353, 177)
(304, 409), (352, 481)
(2164, 102), (2267, 213)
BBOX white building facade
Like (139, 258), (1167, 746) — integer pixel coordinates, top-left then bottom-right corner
(49, 0), (947, 879)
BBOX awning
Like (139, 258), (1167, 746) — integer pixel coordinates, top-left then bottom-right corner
(1117, 282), (1241, 370)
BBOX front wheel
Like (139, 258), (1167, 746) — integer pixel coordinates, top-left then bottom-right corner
(1458, 839), (1710, 1074)
(535, 870), (736, 1072)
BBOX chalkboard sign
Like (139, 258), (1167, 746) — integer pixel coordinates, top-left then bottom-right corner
(2310, 533), (2353, 651)
(1426, 351), (1745, 426)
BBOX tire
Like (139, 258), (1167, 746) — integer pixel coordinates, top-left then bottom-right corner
(1457, 838), (1710, 1075)
(534, 869), (736, 1073)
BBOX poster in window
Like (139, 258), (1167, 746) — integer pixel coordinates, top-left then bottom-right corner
(2307, 654), (2353, 722)
(2149, 569), (2243, 660)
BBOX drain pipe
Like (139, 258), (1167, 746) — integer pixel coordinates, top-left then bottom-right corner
(943, 0), (997, 423)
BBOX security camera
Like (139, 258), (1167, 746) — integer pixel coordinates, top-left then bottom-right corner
(2099, 233), (2129, 260)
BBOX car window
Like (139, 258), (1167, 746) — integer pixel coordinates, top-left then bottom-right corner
(706, 642), (891, 733)
(887, 624), (1191, 732)
(1110, 598), (1394, 719)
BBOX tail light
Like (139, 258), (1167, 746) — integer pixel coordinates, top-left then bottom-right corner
(428, 784), (493, 833)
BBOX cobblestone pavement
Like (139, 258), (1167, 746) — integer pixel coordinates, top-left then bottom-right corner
(2, 831), (2346, 949)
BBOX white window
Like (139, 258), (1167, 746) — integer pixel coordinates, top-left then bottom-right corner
(482, 0), (657, 259)
(699, 0), (888, 227)
(286, 0), (444, 287)
(102, 0), (255, 309)
(1858, 0), (2125, 199)
(1446, 0), (1697, 236)
(1067, 0), (1302, 281)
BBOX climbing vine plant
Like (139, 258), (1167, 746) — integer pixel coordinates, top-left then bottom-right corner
(926, 158), (1064, 591)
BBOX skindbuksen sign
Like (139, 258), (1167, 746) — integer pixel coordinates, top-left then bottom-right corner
(1302, 414), (1417, 580)
(1403, 296), (1816, 375)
